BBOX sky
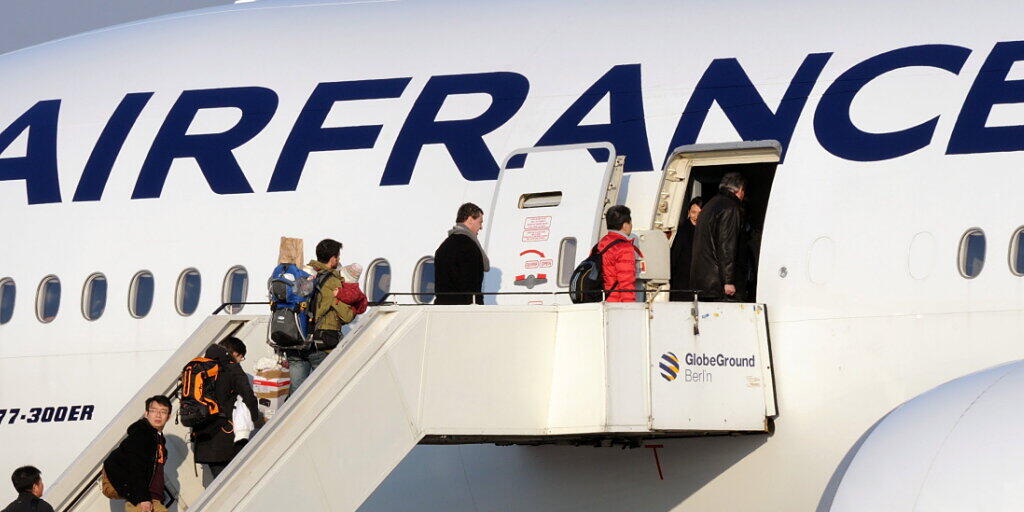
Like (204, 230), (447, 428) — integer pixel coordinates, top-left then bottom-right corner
(0, 0), (232, 55)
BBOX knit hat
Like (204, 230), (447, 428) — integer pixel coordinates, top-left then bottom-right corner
(340, 263), (363, 283)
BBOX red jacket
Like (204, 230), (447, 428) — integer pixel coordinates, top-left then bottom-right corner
(334, 282), (368, 314)
(597, 231), (642, 302)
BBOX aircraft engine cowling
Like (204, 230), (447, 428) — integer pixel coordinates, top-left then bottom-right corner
(829, 360), (1024, 511)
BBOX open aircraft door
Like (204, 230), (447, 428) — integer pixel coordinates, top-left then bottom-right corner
(484, 143), (623, 305)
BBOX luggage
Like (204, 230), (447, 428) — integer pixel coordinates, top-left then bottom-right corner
(267, 263), (317, 349)
(568, 239), (627, 303)
(179, 357), (221, 428)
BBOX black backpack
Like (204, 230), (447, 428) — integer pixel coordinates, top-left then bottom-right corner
(268, 308), (306, 349)
(305, 270), (334, 334)
(568, 239), (628, 303)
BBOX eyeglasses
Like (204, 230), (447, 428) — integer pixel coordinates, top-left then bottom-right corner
(147, 409), (170, 416)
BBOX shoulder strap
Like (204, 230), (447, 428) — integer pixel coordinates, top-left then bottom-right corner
(594, 238), (628, 257)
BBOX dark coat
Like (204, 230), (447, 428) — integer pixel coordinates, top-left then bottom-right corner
(434, 233), (484, 305)
(669, 218), (697, 301)
(690, 191), (748, 300)
(103, 418), (165, 506)
(193, 344), (259, 464)
(1, 492), (53, 512)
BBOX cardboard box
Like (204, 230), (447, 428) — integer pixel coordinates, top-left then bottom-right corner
(255, 365), (290, 419)
(254, 377), (290, 398)
(258, 396), (287, 420)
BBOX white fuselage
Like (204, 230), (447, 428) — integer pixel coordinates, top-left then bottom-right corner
(2, 1), (1024, 509)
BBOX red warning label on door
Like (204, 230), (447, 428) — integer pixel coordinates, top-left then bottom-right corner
(522, 216), (552, 242)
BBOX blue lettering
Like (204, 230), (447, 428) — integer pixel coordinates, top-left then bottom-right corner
(73, 92), (153, 201)
(815, 44), (971, 161)
(0, 100), (61, 204)
(948, 41), (1024, 155)
(132, 87), (277, 199)
(667, 53), (831, 164)
(382, 72), (529, 185)
(529, 64), (653, 172)
(268, 78), (410, 192)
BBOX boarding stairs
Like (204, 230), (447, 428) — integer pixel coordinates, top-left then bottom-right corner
(46, 300), (775, 511)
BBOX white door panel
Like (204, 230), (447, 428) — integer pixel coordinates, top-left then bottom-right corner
(484, 144), (622, 305)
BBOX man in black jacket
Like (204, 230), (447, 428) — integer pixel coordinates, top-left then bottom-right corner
(2, 466), (53, 512)
(103, 396), (170, 512)
(434, 203), (489, 305)
(193, 337), (259, 478)
(691, 172), (749, 301)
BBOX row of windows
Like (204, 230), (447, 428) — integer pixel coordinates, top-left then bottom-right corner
(0, 242), (581, 325)
(0, 267), (248, 325)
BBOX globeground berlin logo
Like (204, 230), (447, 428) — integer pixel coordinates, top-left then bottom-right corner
(659, 352), (680, 381)
(659, 352), (756, 383)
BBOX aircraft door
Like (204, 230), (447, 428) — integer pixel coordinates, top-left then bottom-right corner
(651, 141), (781, 302)
(483, 143), (623, 305)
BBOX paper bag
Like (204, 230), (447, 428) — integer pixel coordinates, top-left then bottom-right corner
(278, 237), (304, 266)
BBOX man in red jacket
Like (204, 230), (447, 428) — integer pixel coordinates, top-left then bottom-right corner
(597, 205), (643, 302)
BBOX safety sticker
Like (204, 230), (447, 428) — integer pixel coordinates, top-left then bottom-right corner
(522, 216), (552, 242)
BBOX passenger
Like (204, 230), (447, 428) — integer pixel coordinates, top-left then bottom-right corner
(193, 337), (259, 478)
(690, 172), (748, 302)
(285, 239), (354, 392)
(669, 197), (703, 301)
(597, 205), (643, 302)
(2, 466), (53, 512)
(102, 396), (171, 512)
(335, 263), (369, 314)
(434, 202), (489, 305)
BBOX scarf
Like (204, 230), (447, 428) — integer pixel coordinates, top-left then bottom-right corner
(449, 223), (490, 271)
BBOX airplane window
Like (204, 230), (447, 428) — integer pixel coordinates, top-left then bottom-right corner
(129, 271), (155, 318)
(176, 268), (202, 316)
(519, 191), (563, 208)
(0, 278), (15, 325)
(366, 259), (391, 303)
(557, 237), (578, 287)
(36, 275), (61, 323)
(414, 257), (435, 304)
(1011, 228), (1024, 276)
(222, 266), (248, 314)
(958, 229), (986, 279)
(82, 273), (107, 321)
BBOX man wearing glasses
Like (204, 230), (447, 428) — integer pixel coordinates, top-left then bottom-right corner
(102, 396), (171, 512)
(193, 337), (259, 478)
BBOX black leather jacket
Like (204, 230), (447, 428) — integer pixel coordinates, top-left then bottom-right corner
(690, 190), (747, 299)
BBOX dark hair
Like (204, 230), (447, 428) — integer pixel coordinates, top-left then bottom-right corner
(145, 395), (172, 414)
(219, 336), (247, 357)
(455, 203), (483, 223)
(11, 466), (40, 494)
(315, 239), (342, 263)
(605, 205), (632, 231)
(687, 196), (704, 209)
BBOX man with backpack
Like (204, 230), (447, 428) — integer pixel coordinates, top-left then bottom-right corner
(192, 337), (259, 478)
(596, 205), (642, 302)
(102, 396), (171, 512)
(284, 239), (355, 392)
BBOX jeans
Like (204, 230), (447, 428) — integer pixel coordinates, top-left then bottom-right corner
(287, 349), (328, 393)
